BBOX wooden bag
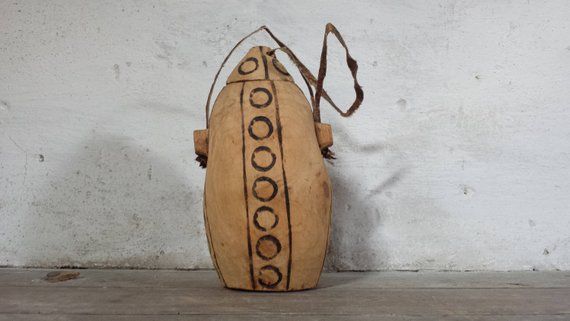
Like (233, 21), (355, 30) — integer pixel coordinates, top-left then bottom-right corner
(194, 24), (363, 291)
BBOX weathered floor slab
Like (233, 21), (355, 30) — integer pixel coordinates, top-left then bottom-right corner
(0, 269), (568, 320)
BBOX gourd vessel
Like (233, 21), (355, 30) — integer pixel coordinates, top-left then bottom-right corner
(194, 24), (363, 291)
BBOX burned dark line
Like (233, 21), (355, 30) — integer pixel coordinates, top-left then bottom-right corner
(259, 46), (269, 80)
(227, 79), (292, 84)
(240, 82), (256, 290)
(270, 80), (293, 290)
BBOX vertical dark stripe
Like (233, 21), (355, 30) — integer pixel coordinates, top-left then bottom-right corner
(270, 80), (293, 290)
(259, 46), (269, 80)
(240, 82), (256, 290)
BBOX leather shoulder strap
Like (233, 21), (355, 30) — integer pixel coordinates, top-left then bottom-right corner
(204, 24), (363, 127)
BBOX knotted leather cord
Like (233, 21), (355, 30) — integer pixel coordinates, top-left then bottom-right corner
(204, 24), (363, 127)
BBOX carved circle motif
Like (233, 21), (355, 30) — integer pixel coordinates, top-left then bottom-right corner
(248, 116), (273, 141)
(272, 58), (290, 76)
(243, 83), (286, 289)
(255, 235), (282, 260)
(238, 57), (259, 75)
(249, 88), (273, 108)
(252, 176), (278, 202)
(258, 265), (283, 288)
(253, 206), (279, 232)
(251, 146), (276, 172)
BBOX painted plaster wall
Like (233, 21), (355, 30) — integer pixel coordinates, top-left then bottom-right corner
(1, 0), (569, 271)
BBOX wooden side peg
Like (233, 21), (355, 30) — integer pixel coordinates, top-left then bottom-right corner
(194, 129), (209, 167)
(315, 122), (333, 151)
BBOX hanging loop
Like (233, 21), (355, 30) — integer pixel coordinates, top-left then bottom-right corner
(204, 24), (363, 127)
(313, 23), (364, 122)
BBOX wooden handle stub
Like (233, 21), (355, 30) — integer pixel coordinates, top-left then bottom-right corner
(315, 123), (333, 150)
(194, 129), (209, 168)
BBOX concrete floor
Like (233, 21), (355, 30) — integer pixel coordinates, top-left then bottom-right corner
(0, 269), (569, 320)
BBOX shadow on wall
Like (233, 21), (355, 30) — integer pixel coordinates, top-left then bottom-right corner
(324, 129), (406, 272)
(17, 135), (207, 269)
(14, 131), (402, 271)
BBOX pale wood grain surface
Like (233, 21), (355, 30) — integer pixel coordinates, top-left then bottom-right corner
(0, 269), (568, 320)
